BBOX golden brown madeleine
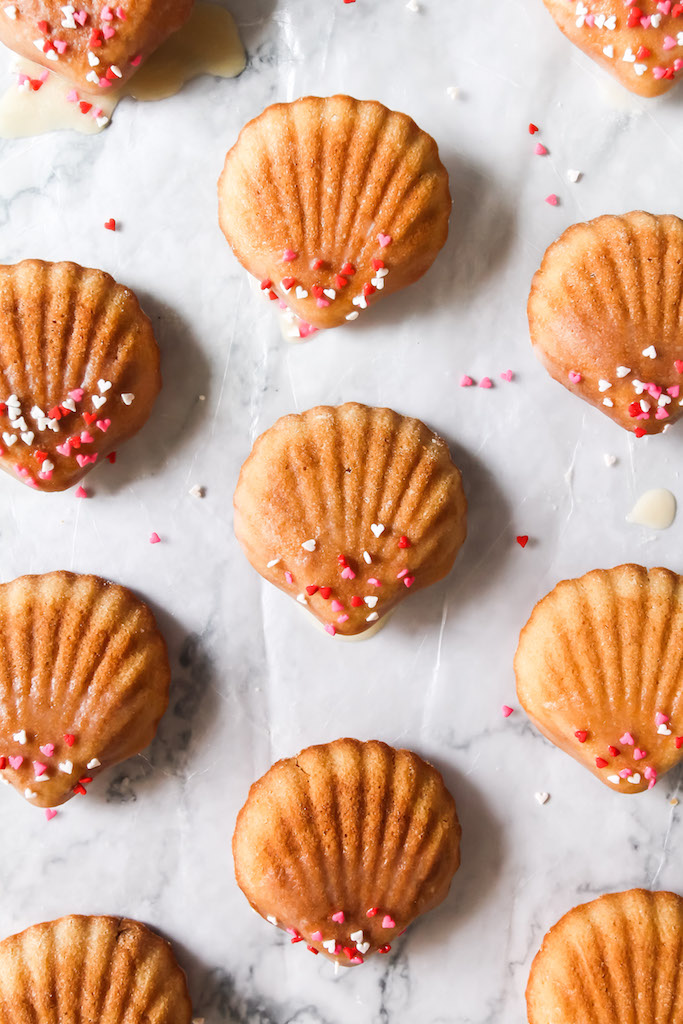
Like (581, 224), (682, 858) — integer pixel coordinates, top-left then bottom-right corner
(542, 0), (683, 98)
(0, 0), (194, 91)
(0, 571), (170, 809)
(218, 95), (451, 336)
(0, 260), (160, 492)
(527, 890), (683, 1024)
(233, 403), (467, 638)
(528, 212), (683, 437)
(0, 915), (192, 1022)
(233, 738), (461, 967)
(515, 564), (683, 795)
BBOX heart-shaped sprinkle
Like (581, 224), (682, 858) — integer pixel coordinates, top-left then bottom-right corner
(620, 732), (635, 745)
(121, 393), (135, 405)
(332, 911), (345, 924)
(370, 523), (385, 537)
(382, 915), (395, 929)
(39, 743), (54, 757)
(568, 371), (582, 384)
(92, 395), (106, 409)
(322, 939), (336, 953)
(58, 761), (73, 774)
(377, 233), (392, 248)
(628, 773), (642, 784)
(63, 734), (75, 746)
(633, 748), (647, 761)
(45, 808), (57, 820)
(8, 755), (22, 769)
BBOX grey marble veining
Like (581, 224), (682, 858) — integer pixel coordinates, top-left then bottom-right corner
(1, 0), (683, 1021)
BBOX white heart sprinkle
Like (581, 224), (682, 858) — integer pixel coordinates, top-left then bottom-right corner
(2, 433), (16, 447)
(20, 431), (34, 445)
(86, 70), (99, 84)
(62, 398), (76, 412)
(370, 523), (385, 537)
(92, 395), (106, 409)
(267, 915), (278, 926)
(568, 170), (581, 186)
(376, 267), (389, 278)
(352, 295), (367, 309)
(622, 47), (635, 62)
(295, 286), (308, 299)
(616, 365), (631, 378)
(366, 612), (379, 622)
(651, 13), (661, 26)
(602, 398), (614, 407)
(323, 289), (336, 300)
(658, 724), (672, 735)
(603, 454), (616, 467)
(598, 379), (612, 392)
(627, 773), (642, 785)
(594, 12), (605, 27)
(659, 394), (672, 406)
(364, 596), (378, 608)
(98, 379), (112, 392)
(607, 774), (621, 784)
(322, 939), (336, 953)
(296, 593), (306, 604)
(87, 50), (100, 66)
(58, 761), (73, 774)
(634, 63), (647, 76)
(34, 774), (49, 782)
(121, 393), (135, 405)
(371, 277), (385, 290)
(41, 460), (53, 472)
(350, 930), (364, 943)
(87, 758), (101, 769)
(446, 85), (460, 100)
(3, 6), (16, 18)
(605, 14), (616, 28)
(266, 558), (280, 568)
(632, 379), (645, 394)
(13, 730), (26, 744)
(30, 406), (44, 419)
(24, 789), (36, 799)
(301, 539), (316, 552)
(12, 417), (26, 431)
(640, 399), (650, 412)
(345, 311), (359, 321)
(95, 116), (109, 128)
(642, 346), (657, 359)
(6, 395), (19, 407)
(363, 551), (372, 564)
(534, 792), (549, 805)
(356, 941), (371, 954)
(109, 65), (122, 78)
(602, 44), (614, 58)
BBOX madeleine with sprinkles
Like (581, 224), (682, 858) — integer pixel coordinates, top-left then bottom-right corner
(233, 738), (461, 967)
(0, 571), (170, 809)
(218, 95), (452, 340)
(528, 212), (683, 437)
(0, 0), (194, 93)
(0, 259), (160, 491)
(515, 564), (683, 795)
(233, 402), (467, 638)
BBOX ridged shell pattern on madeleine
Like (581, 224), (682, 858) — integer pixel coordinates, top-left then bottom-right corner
(218, 95), (452, 336)
(0, 0), (194, 92)
(0, 571), (170, 808)
(233, 403), (467, 637)
(528, 212), (683, 436)
(0, 915), (192, 1023)
(0, 260), (161, 491)
(541, 0), (683, 99)
(515, 564), (683, 794)
(527, 890), (683, 1024)
(233, 738), (461, 966)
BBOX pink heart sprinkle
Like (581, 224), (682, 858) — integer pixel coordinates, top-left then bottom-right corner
(298, 322), (317, 338)
(316, 298), (330, 308)
(311, 931), (323, 941)
(69, 389), (84, 402)
(283, 249), (298, 262)
(619, 768), (632, 779)
(535, 143), (548, 156)
(45, 808), (57, 821)
(96, 419), (111, 432)
(646, 383), (662, 399)
(76, 454), (90, 467)
(367, 578), (381, 587)
(664, 34), (677, 49)
(459, 375), (473, 387)
(620, 732), (635, 745)
(643, 765), (656, 780)
(131, 54), (142, 66)
(102, 25), (115, 37)
(675, 58), (683, 71)
(149, 532), (161, 544)
(479, 377), (492, 389)
(545, 194), (559, 206)
(75, 486), (88, 498)
(656, 712), (670, 725)
(331, 600), (344, 612)
(382, 916), (395, 929)
(655, 407), (669, 419)
(101, 4), (113, 19)
(66, 88), (78, 102)
(659, 0), (672, 12)
(500, 370), (514, 382)
(39, 470), (53, 481)
(332, 911), (345, 924)
(654, 66), (667, 79)
(53, 39), (67, 53)
(568, 370), (582, 384)
(633, 748), (647, 761)
(74, 9), (88, 24)
(648, 776), (657, 790)
(98, 77), (112, 88)
(341, 567), (356, 580)
(640, 15), (651, 27)
(502, 705), (513, 717)
(325, 624), (336, 636)
(337, 613), (349, 623)
(116, 5), (126, 18)
(667, 386), (680, 398)
(39, 744), (54, 757)
(8, 756), (23, 770)
(378, 233), (392, 248)
(33, 762), (47, 777)
(80, 431), (93, 444)
(403, 576), (415, 587)
(585, 13), (595, 25)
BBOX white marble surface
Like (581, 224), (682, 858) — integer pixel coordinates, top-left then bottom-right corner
(2, 0), (683, 1020)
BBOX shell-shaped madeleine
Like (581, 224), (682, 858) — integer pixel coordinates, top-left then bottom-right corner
(0, 915), (192, 1023)
(218, 95), (451, 333)
(0, 571), (170, 808)
(0, 0), (194, 90)
(542, 0), (683, 99)
(233, 738), (461, 966)
(0, 260), (161, 492)
(528, 212), (683, 436)
(233, 403), (467, 637)
(515, 564), (683, 794)
(527, 890), (683, 1024)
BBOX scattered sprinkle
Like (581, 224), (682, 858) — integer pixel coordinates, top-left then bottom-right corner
(516, 535), (529, 548)
(534, 791), (549, 805)
(502, 705), (514, 718)
(149, 532), (161, 544)
(104, 218), (116, 231)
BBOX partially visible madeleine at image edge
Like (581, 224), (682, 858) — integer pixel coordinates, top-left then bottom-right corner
(0, 259), (161, 491)
(233, 403), (467, 637)
(528, 211), (683, 437)
(218, 94), (452, 337)
(0, 571), (170, 808)
(0, 915), (192, 1023)
(515, 564), (683, 795)
(233, 738), (461, 967)
(527, 890), (683, 1024)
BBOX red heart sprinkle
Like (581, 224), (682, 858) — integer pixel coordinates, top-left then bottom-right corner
(378, 945), (391, 954)
(635, 428), (647, 438)
(319, 587), (331, 600)
(0, 403), (6, 415)
(306, 585), (319, 596)
(311, 258), (325, 270)
(398, 535), (411, 548)
(34, 451), (48, 463)
(363, 283), (376, 297)
(77, 101), (92, 114)
(341, 262), (356, 275)
(608, 746), (620, 757)
(312, 284), (324, 298)
(351, 596), (363, 607)
(366, 907), (379, 917)
(334, 275), (348, 289)
(37, 19), (49, 32)
(104, 218), (116, 231)
(48, 406), (62, 420)
(83, 411), (97, 424)
(595, 757), (608, 768)
(0, 757), (6, 770)
(673, 2), (683, 14)
(676, 737), (683, 749)
(260, 279), (272, 290)
(516, 535), (529, 548)
(63, 734), (75, 746)
(281, 277), (296, 290)
(69, 436), (81, 449)
(106, 451), (117, 463)
(675, 360), (683, 373)
(371, 258), (385, 271)
(575, 730), (588, 743)
(73, 783), (87, 795)
(307, 945), (319, 955)
(636, 45), (651, 59)
(628, 401), (641, 418)
(528, 123), (539, 134)
(79, 776), (93, 784)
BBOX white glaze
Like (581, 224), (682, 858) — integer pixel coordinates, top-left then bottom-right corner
(627, 488), (677, 530)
